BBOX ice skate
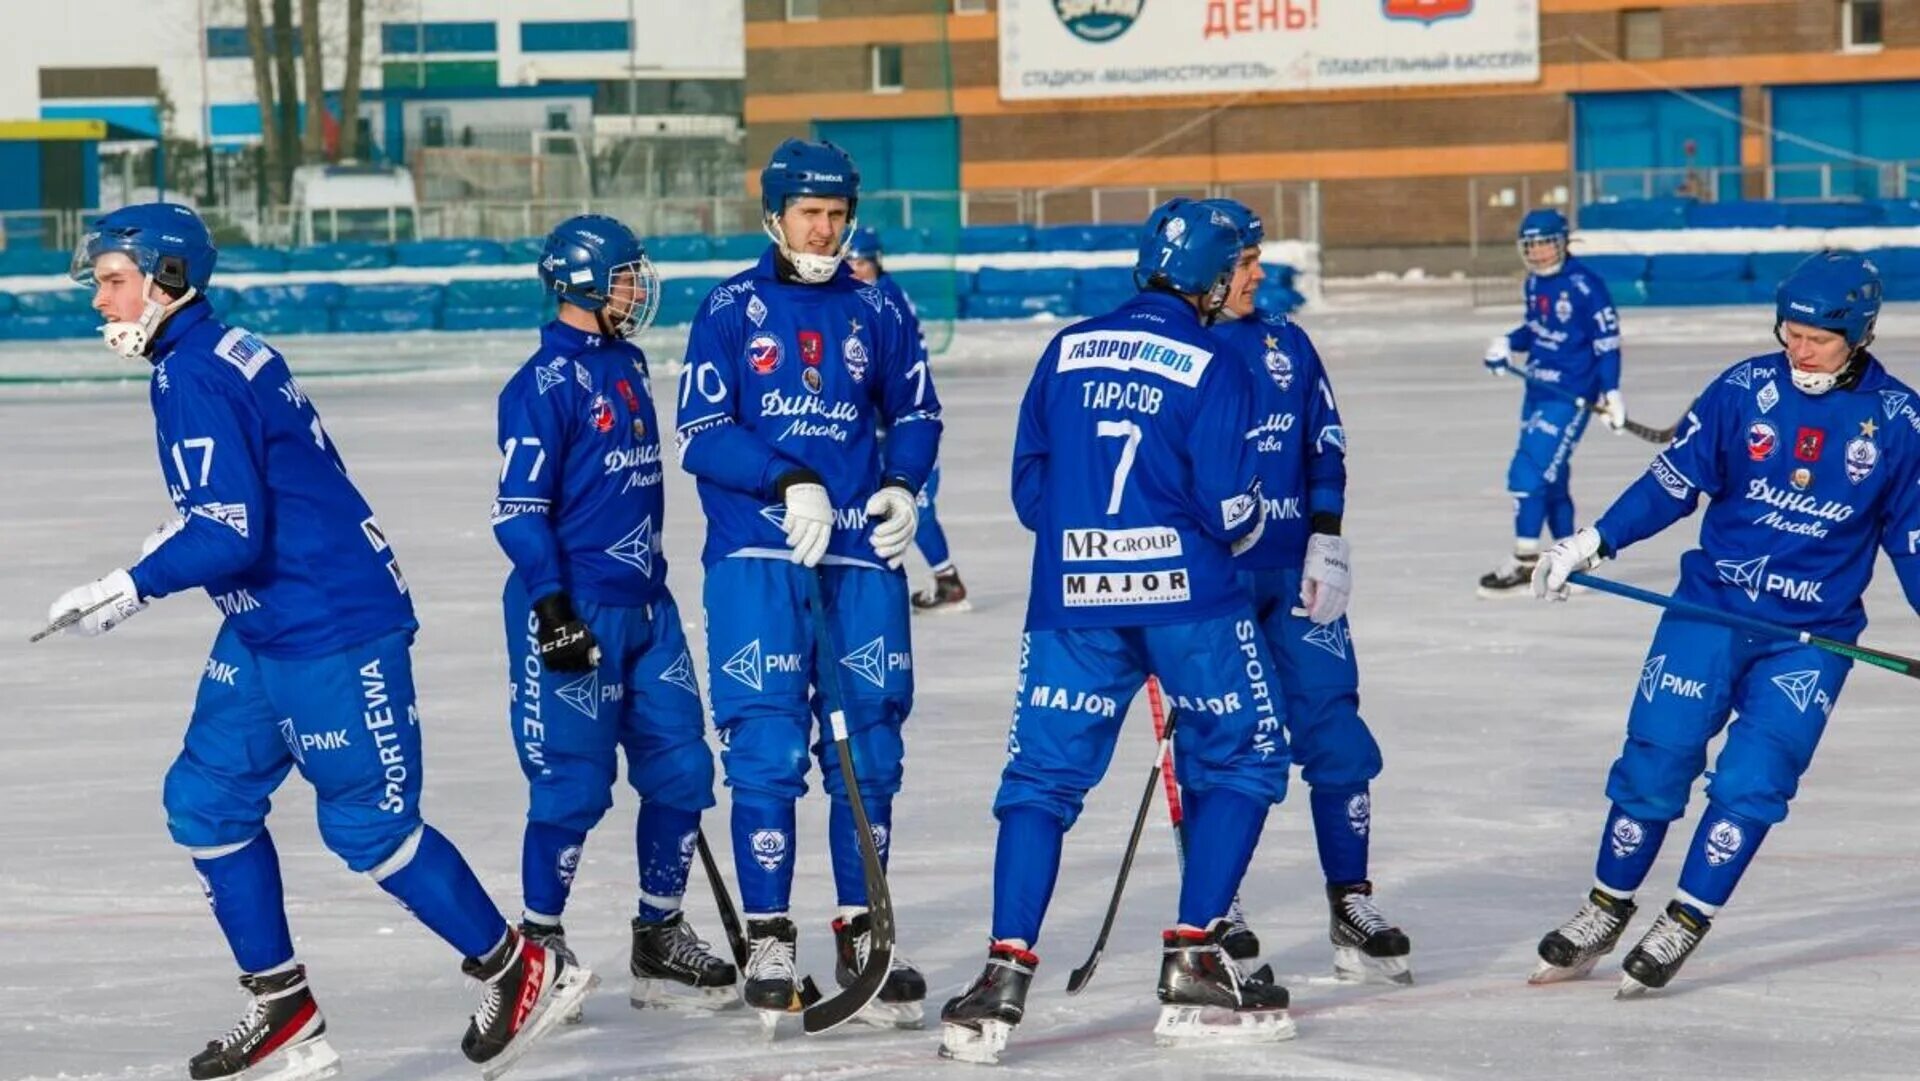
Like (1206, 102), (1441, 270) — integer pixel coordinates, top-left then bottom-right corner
(630, 911), (739, 1011)
(1152, 923), (1296, 1047)
(833, 911), (926, 1029)
(1617, 900), (1711, 998)
(517, 920), (583, 1024)
(461, 928), (598, 1080)
(1328, 881), (1413, 985)
(911, 568), (971, 614)
(188, 965), (339, 1081)
(938, 940), (1035, 1065)
(1219, 897), (1261, 963)
(1530, 887), (1638, 985)
(1476, 551), (1539, 599)
(742, 917), (819, 1036)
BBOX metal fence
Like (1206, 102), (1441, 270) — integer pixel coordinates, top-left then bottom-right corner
(1576, 161), (1920, 205)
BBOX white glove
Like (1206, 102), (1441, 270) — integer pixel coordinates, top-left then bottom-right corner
(777, 476), (834, 568)
(1299, 533), (1353, 625)
(140, 516), (185, 559)
(864, 483), (918, 569)
(1483, 335), (1512, 375)
(46, 568), (146, 637)
(1531, 527), (1605, 601)
(1597, 389), (1628, 433)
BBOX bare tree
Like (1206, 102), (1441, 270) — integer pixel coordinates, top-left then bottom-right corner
(339, 0), (365, 161)
(242, 0), (283, 202)
(272, 0), (299, 182)
(300, 0), (325, 160)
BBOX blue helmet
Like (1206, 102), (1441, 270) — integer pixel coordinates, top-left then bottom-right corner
(1134, 198), (1243, 312)
(1201, 198), (1265, 249)
(760, 138), (860, 218)
(71, 202), (217, 295)
(538, 214), (658, 338)
(1776, 250), (1882, 348)
(847, 226), (882, 261)
(1517, 208), (1569, 243)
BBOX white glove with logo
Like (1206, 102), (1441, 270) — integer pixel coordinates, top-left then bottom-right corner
(1300, 533), (1353, 625)
(1483, 335), (1513, 376)
(864, 483), (919, 569)
(140, 516), (185, 559)
(1531, 527), (1605, 601)
(1597, 389), (1628, 433)
(775, 472), (834, 568)
(46, 568), (146, 637)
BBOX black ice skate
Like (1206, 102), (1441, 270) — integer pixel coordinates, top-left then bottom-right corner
(188, 965), (339, 1081)
(742, 917), (820, 1036)
(1476, 552), (1539, 599)
(630, 911), (739, 1011)
(1617, 900), (1712, 998)
(1152, 923), (1296, 1047)
(832, 911), (926, 1029)
(1329, 881), (1414, 985)
(1219, 898), (1261, 963)
(910, 568), (971, 614)
(1530, 887), (1639, 985)
(517, 920), (583, 1024)
(938, 940), (1037, 1065)
(461, 928), (597, 1080)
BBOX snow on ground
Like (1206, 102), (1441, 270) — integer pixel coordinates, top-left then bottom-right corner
(7, 284), (1920, 1080)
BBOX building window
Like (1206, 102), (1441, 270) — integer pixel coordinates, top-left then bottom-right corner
(421, 109), (449, 149)
(1620, 10), (1661, 61)
(955, 0), (989, 11)
(1843, 0), (1883, 51)
(872, 45), (904, 93)
(520, 20), (631, 53)
(381, 21), (497, 55)
(787, 0), (820, 21)
(546, 107), (571, 132)
(382, 60), (498, 89)
(205, 26), (251, 59)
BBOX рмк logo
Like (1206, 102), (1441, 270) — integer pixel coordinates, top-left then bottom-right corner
(1053, 0), (1145, 43)
(1382, 0), (1474, 24)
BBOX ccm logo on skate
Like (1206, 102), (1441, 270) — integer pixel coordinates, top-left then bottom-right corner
(1061, 569), (1190, 607)
(1062, 526), (1182, 562)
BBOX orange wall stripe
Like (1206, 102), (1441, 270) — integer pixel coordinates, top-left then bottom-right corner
(960, 142), (1570, 189)
(1741, 133), (1768, 167)
(744, 12), (995, 50)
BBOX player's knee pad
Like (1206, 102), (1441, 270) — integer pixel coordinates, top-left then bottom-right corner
(162, 754), (267, 851)
(1290, 713), (1383, 790)
(1703, 738), (1809, 827)
(716, 711), (813, 802)
(627, 732), (718, 812)
(317, 800), (424, 874)
(1605, 736), (1703, 822)
(525, 754), (620, 834)
(992, 769), (1093, 831)
(819, 718), (905, 801)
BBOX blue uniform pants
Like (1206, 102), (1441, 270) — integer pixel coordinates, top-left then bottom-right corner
(914, 464), (952, 570)
(1507, 389), (1588, 542)
(703, 558), (912, 914)
(504, 575), (715, 919)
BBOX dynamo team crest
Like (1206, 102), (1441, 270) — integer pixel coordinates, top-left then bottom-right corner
(1052, 0), (1145, 43)
(1382, 0), (1474, 24)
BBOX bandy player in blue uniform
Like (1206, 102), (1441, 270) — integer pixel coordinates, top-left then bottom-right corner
(1478, 209), (1630, 597)
(846, 226), (969, 613)
(1203, 198), (1412, 985)
(1528, 252), (1920, 994)
(939, 200), (1291, 1065)
(493, 215), (734, 1011)
(676, 139), (941, 1027)
(45, 204), (587, 1081)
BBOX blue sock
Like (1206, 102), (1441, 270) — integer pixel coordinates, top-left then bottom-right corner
(916, 509), (951, 569)
(375, 825), (509, 960)
(1309, 786), (1371, 885)
(1676, 804), (1770, 909)
(1514, 492), (1548, 542)
(193, 831), (296, 974)
(1593, 803), (1671, 895)
(520, 820), (588, 921)
(991, 806), (1064, 946)
(1178, 788), (1268, 929)
(637, 804), (701, 922)
(732, 799), (797, 915)
(1546, 484), (1576, 539)
(829, 798), (894, 909)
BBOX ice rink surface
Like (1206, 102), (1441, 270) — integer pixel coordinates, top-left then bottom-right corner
(7, 284), (1920, 1080)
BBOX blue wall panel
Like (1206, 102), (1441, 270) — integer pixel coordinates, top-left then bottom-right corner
(1772, 81), (1920, 200)
(1574, 89), (1740, 203)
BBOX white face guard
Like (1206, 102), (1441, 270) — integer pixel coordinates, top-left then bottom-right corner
(601, 257), (661, 339)
(1518, 236), (1567, 277)
(1790, 366), (1841, 395)
(100, 275), (196, 360)
(765, 212), (853, 284)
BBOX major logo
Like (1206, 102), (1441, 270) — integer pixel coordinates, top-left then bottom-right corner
(1383, 0), (1474, 24)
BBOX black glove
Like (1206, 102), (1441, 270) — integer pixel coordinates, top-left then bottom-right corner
(532, 591), (600, 673)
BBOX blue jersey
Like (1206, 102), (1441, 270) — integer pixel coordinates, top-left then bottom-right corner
(1211, 308), (1347, 569)
(1013, 290), (1266, 631)
(128, 302), (414, 658)
(1595, 353), (1920, 637)
(1507, 256), (1623, 398)
(492, 321), (669, 608)
(875, 274), (928, 364)
(676, 248), (942, 568)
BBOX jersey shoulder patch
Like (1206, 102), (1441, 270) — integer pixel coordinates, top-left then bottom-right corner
(213, 327), (275, 381)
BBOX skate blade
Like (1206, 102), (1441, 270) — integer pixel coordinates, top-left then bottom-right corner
(1475, 584), (1533, 600)
(1152, 1005), (1297, 1047)
(1615, 974), (1653, 999)
(938, 1019), (1012, 1065)
(630, 977), (741, 1012)
(912, 600), (973, 615)
(1528, 956), (1600, 986)
(478, 964), (599, 1081)
(851, 997), (926, 1030)
(244, 1036), (341, 1081)
(751, 978), (822, 1040)
(1332, 947), (1414, 986)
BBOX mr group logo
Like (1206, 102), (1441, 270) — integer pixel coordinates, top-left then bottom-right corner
(1382, 0), (1473, 23)
(1052, 0), (1145, 43)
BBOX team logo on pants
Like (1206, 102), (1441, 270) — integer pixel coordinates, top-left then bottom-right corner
(1346, 793), (1371, 838)
(557, 844), (582, 886)
(1610, 814), (1646, 858)
(750, 829), (789, 872)
(1704, 820), (1743, 866)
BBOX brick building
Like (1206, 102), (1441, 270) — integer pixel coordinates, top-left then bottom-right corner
(744, 1), (1920, 258)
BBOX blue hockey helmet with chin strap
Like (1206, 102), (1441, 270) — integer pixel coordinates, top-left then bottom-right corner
(1134, 198), (1243, 319)
(537, 214), (659, 338)
(1775, 250), (1882, 394)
